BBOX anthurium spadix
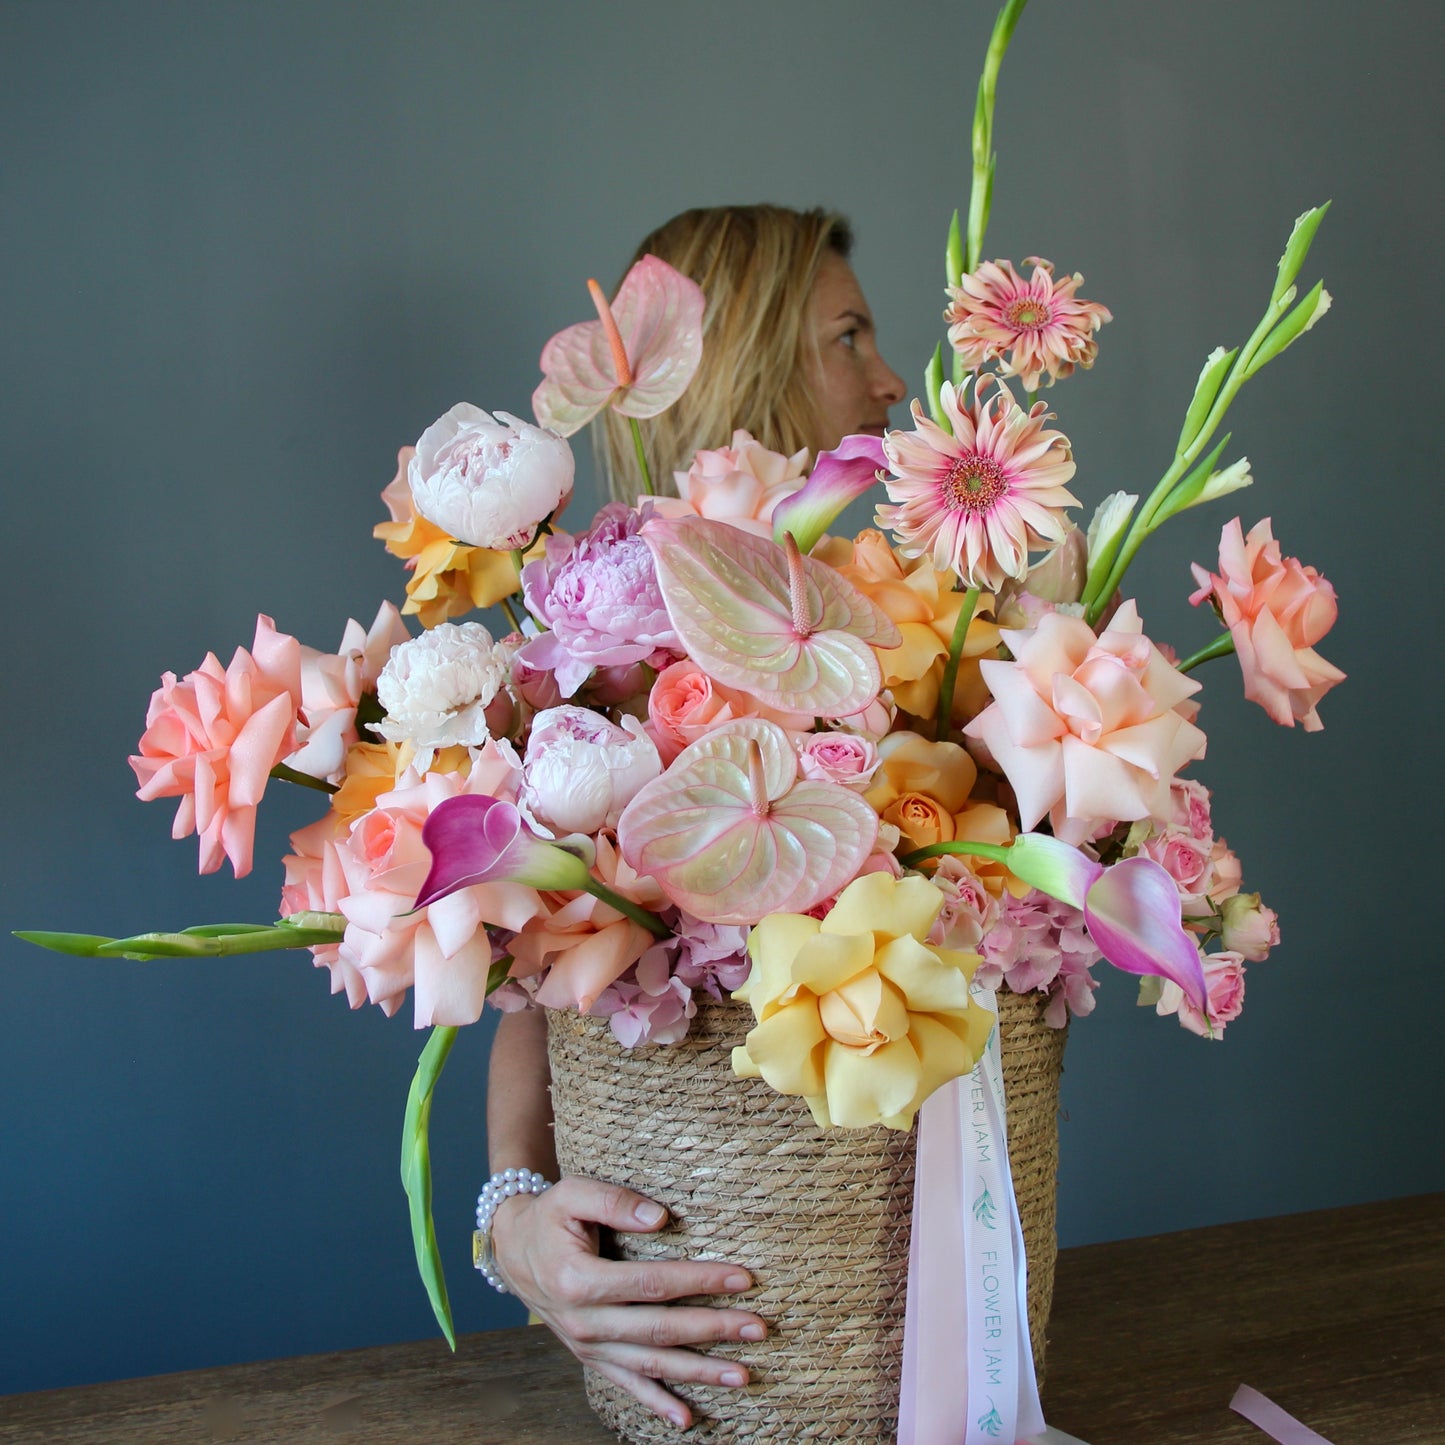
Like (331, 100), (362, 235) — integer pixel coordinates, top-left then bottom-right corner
(617, 718), (879, 925)
(641, 515), (901, 716)
(531, 257), (705, 437)
(771, 433), (888, 555)
(1005, 833), (1209, 1013)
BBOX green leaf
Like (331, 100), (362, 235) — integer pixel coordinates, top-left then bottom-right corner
(486, 955), (514, 996)
(12, 930), (118, 957)
(1244, 280), (1331, 377)
(1272, 201), (1331, 304)
(924, 343), (948, 430)
(945, 209), (964, 290)
(1175, 347), (1237, 456)
(401, 1025), (460, 1350)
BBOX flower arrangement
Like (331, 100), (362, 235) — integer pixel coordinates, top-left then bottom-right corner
(20, 0), (1340, 1374)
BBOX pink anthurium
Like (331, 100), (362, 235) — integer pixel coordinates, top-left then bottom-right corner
(641, 515), (901, 715)
(531, 256), (706, 437)
(617, 718), (879, 925)
(415, 795), (593, 907)
(1002, 833), (1209, 1013)
(771, 433), (887, 555)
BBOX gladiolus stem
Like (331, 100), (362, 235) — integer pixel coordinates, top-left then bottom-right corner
(629, 416), (654, 495)
(1176, 631), (1235, 675)
(580, 878), (670, 939)
(269, 762), (339, 795)
(901, 839), (1012, 869)
(935, 586), (981, 742)
(965, 0), (1028, 272)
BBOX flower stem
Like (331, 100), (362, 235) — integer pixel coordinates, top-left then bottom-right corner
(901, 839), (1012, 870)
(965, 0), (1029, 273)
(582, 877), (670, 938)
(1175, 631), (1235, 675)
(497, 594), (521, 632)
(269, 761), (339, 795)
(629, 417), (655, 496)
(935, 586), (981, 742)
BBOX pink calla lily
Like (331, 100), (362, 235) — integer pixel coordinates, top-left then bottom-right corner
(1003, 832), (1209, 1013)
(771, 433), (888, 554)
(641, 515), (900, 715)
(532, 256), (705, 437)
(617, 718), (879, 924)
(416, 795), (592, 908)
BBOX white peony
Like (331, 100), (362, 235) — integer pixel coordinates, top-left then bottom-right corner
(375, 622), (511, 769)
(521, 706), (662, 837)
(408, 403), (574, 550)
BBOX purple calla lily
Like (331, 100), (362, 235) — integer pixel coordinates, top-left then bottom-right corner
(416, 795), (591, 908)
(771, 433), (887, 554)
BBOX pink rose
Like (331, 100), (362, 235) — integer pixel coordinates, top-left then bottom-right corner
(797, 732), (880, 790)
(1168, 778), (1214, 844)
(289, 603), (410, 784)
(653, 429), (810, 537)
(1206, 838), (1243, 904)
(408, 403), (573, 550)
(1155, 951), (1246, 1038)
(1220, 892), (1280, 962)
(646, 660), (811, 765)
(1190, 517), (1344, 731)
(964, 601), (1207, 844)
(517, 502), (682, 698)
(520, 705), (662, 837)
(1140, 827), (1213, 908)
(926, 856), (999, 951)
(333, 743), (545, 1026)
(280, 811), (357, 1004)
(130, 615), (304, 877)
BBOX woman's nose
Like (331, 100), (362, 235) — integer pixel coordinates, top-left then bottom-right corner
(873, 354), (907, 407)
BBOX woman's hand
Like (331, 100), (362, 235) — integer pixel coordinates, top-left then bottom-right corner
(492, 1175), (768, 1431)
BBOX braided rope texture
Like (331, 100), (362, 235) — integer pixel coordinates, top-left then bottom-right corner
(547, 989), (1066, 1443)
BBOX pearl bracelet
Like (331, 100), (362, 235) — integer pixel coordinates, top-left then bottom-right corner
(473, 1167), (552, 1293)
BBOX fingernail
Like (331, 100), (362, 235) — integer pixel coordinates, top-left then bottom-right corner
(724, 1271), (751, 1291)
(740, 1322), (766, 1341)
(668, 1408), (689, 1429)
(635, 1202), (667, 1227)
(721, 1369), (747, 1387)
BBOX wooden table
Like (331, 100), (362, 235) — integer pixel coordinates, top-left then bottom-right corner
(3, 1194), (1441, 1444)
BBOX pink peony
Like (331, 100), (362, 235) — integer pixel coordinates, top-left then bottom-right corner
(408, 403), (573, 551)
(520, 705), (662, 837)
(645, 659), (811, 765)
(878, 377), (1078, 592)
(332, 743), (545, 1026)
(653, 429), (810, 538)
(517, 502), (682, 698)
(945, 257), (1112, 391)
(1154, 950), (1247, 1038)
(289, 603), (410, 784)
(130, 615), (303, 877)
(965, 601), (1207, 845)
(1190, 517), (1344, 731)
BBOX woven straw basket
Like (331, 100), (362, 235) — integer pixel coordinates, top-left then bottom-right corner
(547, 988), (1066, 1444)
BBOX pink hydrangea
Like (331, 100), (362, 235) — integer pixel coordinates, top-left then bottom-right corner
(977, 888), (1103, 1027)
(592, 946), (698, 1048)
(517, 502), (682, 697)
(130, 615), (304, 877)
(670, 912), (751, 999)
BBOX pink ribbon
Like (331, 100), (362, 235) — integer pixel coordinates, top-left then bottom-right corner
(1231, 1385), (1336, 1444)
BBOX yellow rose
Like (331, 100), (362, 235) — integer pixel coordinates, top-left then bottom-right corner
(866, 732), (978, 816)
(731, 873), (993, 1130)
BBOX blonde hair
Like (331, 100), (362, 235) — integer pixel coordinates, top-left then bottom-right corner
(600, 204), (853, 502)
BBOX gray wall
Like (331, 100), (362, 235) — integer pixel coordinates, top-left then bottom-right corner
(2, 0), (1440, 1397)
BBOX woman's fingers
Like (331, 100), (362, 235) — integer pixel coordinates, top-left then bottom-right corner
(586, 1358), (696, 1432)
(568, 1253), (755, 1308)
(551, 1175), (673, 1232)
(589, 1340), (751, 1391)
(564, 1303), (767, 1350)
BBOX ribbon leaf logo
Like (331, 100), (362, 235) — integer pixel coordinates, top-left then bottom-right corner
(972, 1183), (998, 1230)
(977, 1401), (1004, 1437)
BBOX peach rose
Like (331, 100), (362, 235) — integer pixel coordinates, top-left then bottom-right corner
(1190, 516), (1344, 731)
(655, 429), (810, 537)
(964, 601), (1207, 845)
(646, 659), (811, 765)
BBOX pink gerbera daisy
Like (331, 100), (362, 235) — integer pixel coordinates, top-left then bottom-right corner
(877, 377), (1078, 592)
(945, 257), (1112, 391)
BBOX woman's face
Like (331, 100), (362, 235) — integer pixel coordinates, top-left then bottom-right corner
(806, 250), (907, 449)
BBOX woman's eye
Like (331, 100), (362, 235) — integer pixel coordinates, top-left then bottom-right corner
(839, 329), (859, 350)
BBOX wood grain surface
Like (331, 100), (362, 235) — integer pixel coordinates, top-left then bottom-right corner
(2, 1193), (1440, 1444)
